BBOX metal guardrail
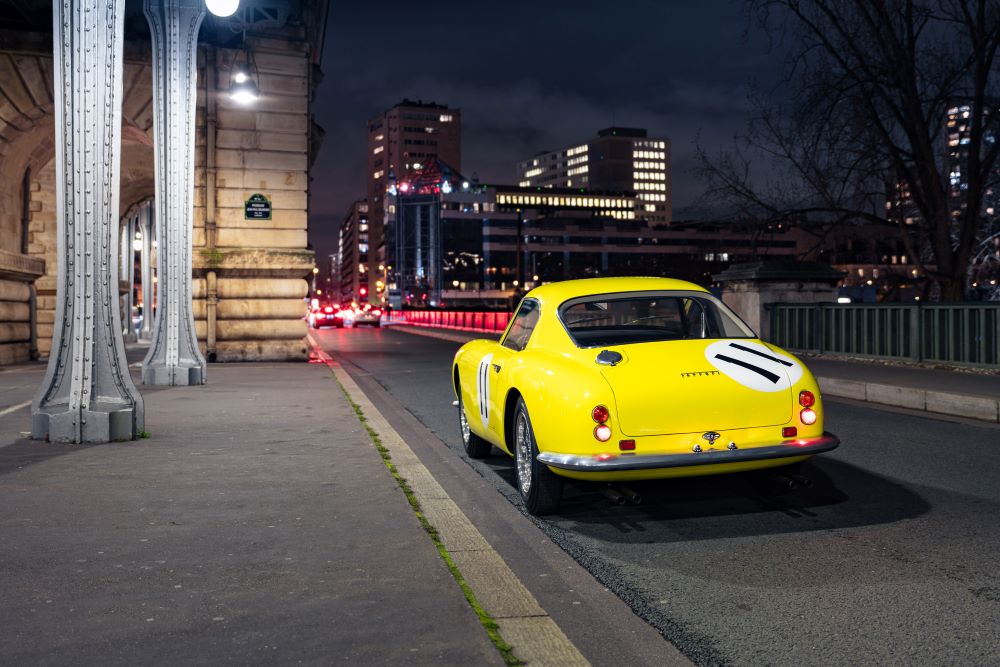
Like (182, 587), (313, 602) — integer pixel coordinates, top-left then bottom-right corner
(390, 310), (512, 334)
(770, 303), (1000, 367)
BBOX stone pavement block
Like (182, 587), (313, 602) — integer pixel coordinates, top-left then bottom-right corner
(449, 548), (545, 619)
(419, 496), (491, 552)
(395, 462), (449, 500)
(866, 382), (926, 410)
(496, 616), (590, 667)
(925, 391), (999, 423)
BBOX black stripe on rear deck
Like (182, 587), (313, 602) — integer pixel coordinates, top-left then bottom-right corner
(714, 354), (781, 383)
(728, 343), (794, 367)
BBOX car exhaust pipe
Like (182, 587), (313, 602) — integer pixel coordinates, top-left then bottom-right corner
(784, 471), (814, 488)
(611, 484), (642, 505)
(773, 472), (800, 489)
(752, 471), (796, 491)
(598, 485), (627, 505)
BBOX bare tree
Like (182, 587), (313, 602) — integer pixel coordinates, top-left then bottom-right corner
(700, 0), (1000, 301)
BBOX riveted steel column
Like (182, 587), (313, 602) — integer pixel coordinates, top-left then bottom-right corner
(139, 203), (154, 339)
(31, 0), (144, 443)
(142, 0), (207, 386)
(123, 214), (138, 343)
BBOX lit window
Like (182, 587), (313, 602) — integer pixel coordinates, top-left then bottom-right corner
(440, 114), (453, 122)
(373, 170), (384, 179)
(373, 146), (384, 155)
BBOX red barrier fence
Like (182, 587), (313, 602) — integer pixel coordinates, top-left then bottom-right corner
(391, 310), (511, 334)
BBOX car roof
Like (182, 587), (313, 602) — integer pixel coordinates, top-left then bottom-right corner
(525, 277), (709, 306)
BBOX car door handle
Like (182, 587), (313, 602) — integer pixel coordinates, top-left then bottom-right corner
(492, 363), (502, 373)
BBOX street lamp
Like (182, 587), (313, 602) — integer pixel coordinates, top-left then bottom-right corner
(205, 0), (239, 17)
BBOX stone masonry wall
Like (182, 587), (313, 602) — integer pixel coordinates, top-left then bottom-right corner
(27, 160), (57, 358)
(191, 33), (314, 362)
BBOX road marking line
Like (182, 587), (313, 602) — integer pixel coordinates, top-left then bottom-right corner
(0, 400), (31, 417)
(314, 336), (589, 666)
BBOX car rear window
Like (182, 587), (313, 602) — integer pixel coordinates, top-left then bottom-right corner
(559, 291), (754, 347)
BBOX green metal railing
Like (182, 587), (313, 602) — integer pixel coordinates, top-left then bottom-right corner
(769, 303), (1000, 367)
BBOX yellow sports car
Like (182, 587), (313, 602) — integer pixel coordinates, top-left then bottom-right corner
(452, 277), (839, 515)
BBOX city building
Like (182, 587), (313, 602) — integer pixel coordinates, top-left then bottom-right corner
(366, 99), (461, 298)
(517, 127), (672, 227)
(337, 200), (369, 302)
(385, 161), (803, 307)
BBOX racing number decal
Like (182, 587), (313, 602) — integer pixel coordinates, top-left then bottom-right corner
(476, 353), (493, 427)
(704, 341), (803, 392)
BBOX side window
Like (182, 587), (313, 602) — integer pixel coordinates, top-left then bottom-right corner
(502, 299), (540, 351)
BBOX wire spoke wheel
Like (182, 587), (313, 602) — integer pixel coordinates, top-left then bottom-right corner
(516, 413), (532, 496)
(512, 397), (562, 515)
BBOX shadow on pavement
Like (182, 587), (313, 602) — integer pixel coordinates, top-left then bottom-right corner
(0, 437), (103, 478)
(481, 455), (929, 542)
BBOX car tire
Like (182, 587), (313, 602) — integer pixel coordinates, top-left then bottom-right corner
(513, 397), (562, 515)
(458, 394), (492, 459)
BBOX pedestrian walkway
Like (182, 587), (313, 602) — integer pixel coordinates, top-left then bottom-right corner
(0, 361), (504, 665)
(390, 323), (1000, 424)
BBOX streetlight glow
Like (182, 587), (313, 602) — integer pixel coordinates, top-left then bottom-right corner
(206, 0), (239, 17)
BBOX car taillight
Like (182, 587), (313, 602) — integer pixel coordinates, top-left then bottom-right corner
(800, 408), (817, 425)
(619, 439), (635, 451)
(372, 309), (382, 316)
(799, 390), (816, 407)
(594, 424), (612, 442)
(782, 426), (797, 438)
(591, 405), (609, 423)
(324, 307), (333, 313)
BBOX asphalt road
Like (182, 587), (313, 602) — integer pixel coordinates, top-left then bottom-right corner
(315, 325), (1000, 667)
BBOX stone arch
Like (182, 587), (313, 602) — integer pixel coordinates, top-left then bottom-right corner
(1, 47), (157, 363)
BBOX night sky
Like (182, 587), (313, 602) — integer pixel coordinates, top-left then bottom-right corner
(308, 0), (784, 263)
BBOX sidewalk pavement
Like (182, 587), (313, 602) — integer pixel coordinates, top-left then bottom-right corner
(392, 323), (1000, 424)
(0, 358), (505, 665)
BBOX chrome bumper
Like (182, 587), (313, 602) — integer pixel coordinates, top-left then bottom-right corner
(536, 432), (840, 472)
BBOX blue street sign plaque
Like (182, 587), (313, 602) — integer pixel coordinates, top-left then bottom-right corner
(245, 193), (272, 220)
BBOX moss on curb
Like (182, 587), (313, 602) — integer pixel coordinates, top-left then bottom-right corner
(334, 376), (523, 666)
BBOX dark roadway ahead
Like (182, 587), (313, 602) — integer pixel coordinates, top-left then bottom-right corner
(315, 326), (1000, 667)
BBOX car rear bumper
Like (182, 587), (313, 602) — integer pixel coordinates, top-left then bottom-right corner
(536, 432), (840, 472)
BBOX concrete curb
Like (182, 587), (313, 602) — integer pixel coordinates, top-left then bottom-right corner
(308, 333), (590, 667)
(818, 377), (1000, 423)
(390, 324), (1000, 425)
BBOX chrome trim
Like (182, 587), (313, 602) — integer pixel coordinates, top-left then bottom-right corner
(537, 433), (840, 472)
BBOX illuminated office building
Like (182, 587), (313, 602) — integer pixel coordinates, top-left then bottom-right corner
(385, 161), (800, 307)
(366, 99), (461, 297)
(517, 127), (672, 227)
(337, 200), (369, 302)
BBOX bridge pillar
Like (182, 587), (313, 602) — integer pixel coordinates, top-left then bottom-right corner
(31, 0), (144, 442)
(141, 0), (208, 386)
(714, 261), (843, 342)
(139, 202), (155, 339)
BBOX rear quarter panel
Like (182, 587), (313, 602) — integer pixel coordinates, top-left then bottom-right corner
(504, 349), (618, 457)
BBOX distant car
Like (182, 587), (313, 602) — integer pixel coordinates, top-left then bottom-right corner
(452, 277), (840, 515)
(351, 304), (383, 327)
(308, 305), (344, 329)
